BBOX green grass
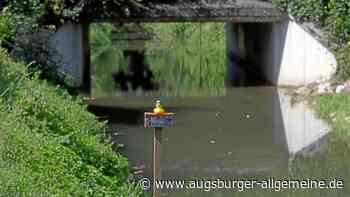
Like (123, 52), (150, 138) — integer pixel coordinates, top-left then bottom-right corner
(0, 48), (142, 196)
(313, 93), (350, 137)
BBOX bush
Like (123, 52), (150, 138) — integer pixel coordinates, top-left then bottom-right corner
(334, 43), (350, 81)
(326, 0), (350, 43)
(273, 0), (325, 23)
(0, 49), (142, 196)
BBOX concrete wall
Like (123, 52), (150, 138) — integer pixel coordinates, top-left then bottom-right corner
(276, 89), (330, 154)
(226, 19), (337, 86)
(52, 23), (85, 87)
(261, 20), (336, 86)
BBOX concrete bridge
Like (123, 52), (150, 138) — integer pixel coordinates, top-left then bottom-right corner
(52, 0), (336, 92)
(54, 0), (332, 174)
(88, 0), (287, 23)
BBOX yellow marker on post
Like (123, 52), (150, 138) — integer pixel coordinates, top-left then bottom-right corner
(153, 100), (165, 114)
(144, 100), (174, 197)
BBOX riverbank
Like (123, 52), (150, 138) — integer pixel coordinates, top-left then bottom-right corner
(312, 92), (350, 144)
(0, 49), (142, 196)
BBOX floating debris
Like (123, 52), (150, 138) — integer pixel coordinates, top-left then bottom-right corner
(131, 165), (146, 171)
(245, 113), (252, 119)
(133, 170), (143, 175)
(113, 132), (125, 136)
(117, 144), (125, 148)
(82, 97), (96, 101)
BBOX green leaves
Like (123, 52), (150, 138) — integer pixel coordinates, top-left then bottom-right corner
(334, 44), (350, 80)
(274, 0), (325, 22)
(326, 0), (350, 43)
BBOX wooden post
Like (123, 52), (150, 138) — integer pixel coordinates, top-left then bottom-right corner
(153, 127), (162, 197)
(144, 100), (174, 197)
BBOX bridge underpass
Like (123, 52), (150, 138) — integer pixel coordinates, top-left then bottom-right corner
(53, 0), (335, 93)
(53, 0), (288, 92)
(52, 0), (333, 190)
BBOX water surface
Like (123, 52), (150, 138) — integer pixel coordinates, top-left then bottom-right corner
(88, 87), (329, 196)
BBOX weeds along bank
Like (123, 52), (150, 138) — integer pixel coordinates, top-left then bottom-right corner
(0, 49), (142, 196)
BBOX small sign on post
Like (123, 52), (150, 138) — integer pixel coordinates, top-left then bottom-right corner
(144, 113), (174, 128)
(144, 100), (174, 197)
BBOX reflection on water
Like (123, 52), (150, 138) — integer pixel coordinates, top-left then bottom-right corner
(91, 22), (226, 96)
(88, 87), (329, 195)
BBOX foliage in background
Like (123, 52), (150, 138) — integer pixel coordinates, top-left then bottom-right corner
(1, 0), (70, 90)
(0, 9), (14, 43)
(91, 22), (225, 96)
(334, 42), (350, 81)
(90, 23), (128, 95)
(1, 0), (156, 89)
(0, 49), (142, 196)
(272, 0), (350, 81)
(273, 0), (325, 23)
(145, 23), (225, 94)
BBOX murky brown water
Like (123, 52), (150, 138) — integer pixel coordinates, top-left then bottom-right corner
(88, 87), (328, 196)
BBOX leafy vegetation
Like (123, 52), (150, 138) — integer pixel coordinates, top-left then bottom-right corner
(1, 0), (67, 89)
(91, 22), (225, 96)
(0, 49), (142, 196)
(90, 23), (128, 95)
(272, 0), (350, 80)
(1, 0), (158, 89)
(145, 23), (225, 94)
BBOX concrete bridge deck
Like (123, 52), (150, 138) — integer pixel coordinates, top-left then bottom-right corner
(88, 0), (287, 23)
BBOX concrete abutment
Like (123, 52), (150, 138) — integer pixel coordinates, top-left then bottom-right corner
(225, 20), (336, 87)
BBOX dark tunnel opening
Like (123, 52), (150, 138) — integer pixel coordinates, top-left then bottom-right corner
(225, 23), (274, 87)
